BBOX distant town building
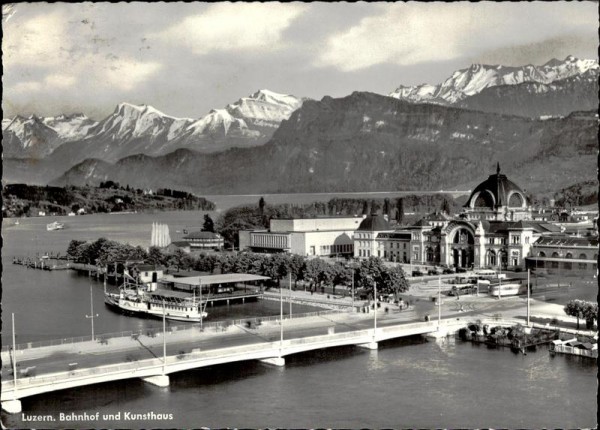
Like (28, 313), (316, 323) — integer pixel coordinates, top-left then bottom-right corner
(182, 231), (224, 250)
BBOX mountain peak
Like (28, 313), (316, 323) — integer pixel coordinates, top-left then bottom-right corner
(390, 56), (599, 104)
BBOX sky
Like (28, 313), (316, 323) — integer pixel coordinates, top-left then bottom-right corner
(2, 2), (598, 120)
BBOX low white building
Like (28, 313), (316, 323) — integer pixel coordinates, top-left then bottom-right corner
(239, 216), (362, 257)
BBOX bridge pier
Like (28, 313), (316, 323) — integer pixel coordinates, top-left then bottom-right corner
(142, 375), (170, 387)
(2, 399), (22, 414)
(260, 357), (285, 366)
(357, 341), (378, 350)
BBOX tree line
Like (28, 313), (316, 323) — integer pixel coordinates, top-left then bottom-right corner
(214, 195), (457, 248)
(2, 183), (215, 218)
(66, 238), (409, 299)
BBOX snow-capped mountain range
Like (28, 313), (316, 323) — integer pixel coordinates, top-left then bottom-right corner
(2, 89), (306, 159)
(389, 55), (598, 105)
(2, 56), (597, 189)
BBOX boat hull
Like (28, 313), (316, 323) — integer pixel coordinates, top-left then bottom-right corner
(104, 292), (207, 322)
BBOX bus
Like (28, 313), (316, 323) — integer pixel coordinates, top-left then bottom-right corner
(488, 278), (528, 297)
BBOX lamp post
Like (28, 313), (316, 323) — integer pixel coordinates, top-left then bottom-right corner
(351, 268), (355, 310)
(199, 280), (203, 331)
(373, 280), (378, 343)
(498, 254), (502, 300)
(289, 273), (292, 319)
(162, 299), (167, 375)
(438, 275), (442, 327)
(527, 269), (531, 326)
(280, 280), (284, 354)
(85, 284), (98, 341)
(12, 313), (18, 399)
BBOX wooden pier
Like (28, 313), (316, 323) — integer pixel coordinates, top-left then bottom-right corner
(12, 257), (71, 271)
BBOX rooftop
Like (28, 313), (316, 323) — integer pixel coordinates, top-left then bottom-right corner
(534, 236), (598, 247)
(357, 214), (391, 232)
(161, 273), (271, 286)
(183, 231), (223, 240)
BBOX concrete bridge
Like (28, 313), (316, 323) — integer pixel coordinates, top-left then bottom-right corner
(1, 312), (464, 414)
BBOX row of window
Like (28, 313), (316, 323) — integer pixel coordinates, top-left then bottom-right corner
(319, 244), (353, 254)
(357, 241), (409, 249)
(252, 234), (288, 248)
(537, 261), (598, 270)
(538, 252), (597, 260)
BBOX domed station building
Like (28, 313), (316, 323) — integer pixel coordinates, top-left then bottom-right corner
(463, 163), (532, 222)
(404, 164), (562, 270)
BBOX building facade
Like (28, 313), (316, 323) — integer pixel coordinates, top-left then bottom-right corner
(239, 216), (362, 257)
(353, 214), (392, 258)
(182, 231), (224, 250)
(526, 236), (598, 273)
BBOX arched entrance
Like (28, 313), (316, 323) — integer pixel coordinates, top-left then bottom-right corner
(449, 227), (474, 268)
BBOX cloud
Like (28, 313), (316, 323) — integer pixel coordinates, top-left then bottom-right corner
(316, 2), (598, 71)
(12, 81), (43, 94)
(155, 3), (307, 55)
(102, 58), (163, 91)
(44, 74), (77, 89)
(2, 12), (69, 68)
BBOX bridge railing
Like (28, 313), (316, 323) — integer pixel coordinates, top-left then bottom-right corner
(2, 317), (465, 394)
(3, 324), (361, 391)
(1, 309), (346, 353)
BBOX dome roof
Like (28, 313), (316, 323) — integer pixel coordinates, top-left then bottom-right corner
(464, 163), (528, 209)
(357, 214), (391, 231)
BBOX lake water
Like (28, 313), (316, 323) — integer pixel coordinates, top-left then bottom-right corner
(1, 211), (597, 428)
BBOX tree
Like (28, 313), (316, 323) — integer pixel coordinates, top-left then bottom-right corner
(361, 200), (369, 215)
(288, 254), (305, 288)
(441, 198), (451, 215)
(66, 240), (87, 260)
(564, 300), (586, 329)
(355, 257), (409, 299)
(383, 198), (390, 216)
(202, 214), (215, 233)
(147, 246), (166, 266)
(259, 197), (266, 215)
(582, 302), (598, 329)
(396, 198), (405, 224)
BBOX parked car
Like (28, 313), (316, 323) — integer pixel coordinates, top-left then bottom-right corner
(412, 270), (424, 277)
(427, 267), (443, 275)
(442, 266), (456, 274)
(456, 267), (468, 273)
